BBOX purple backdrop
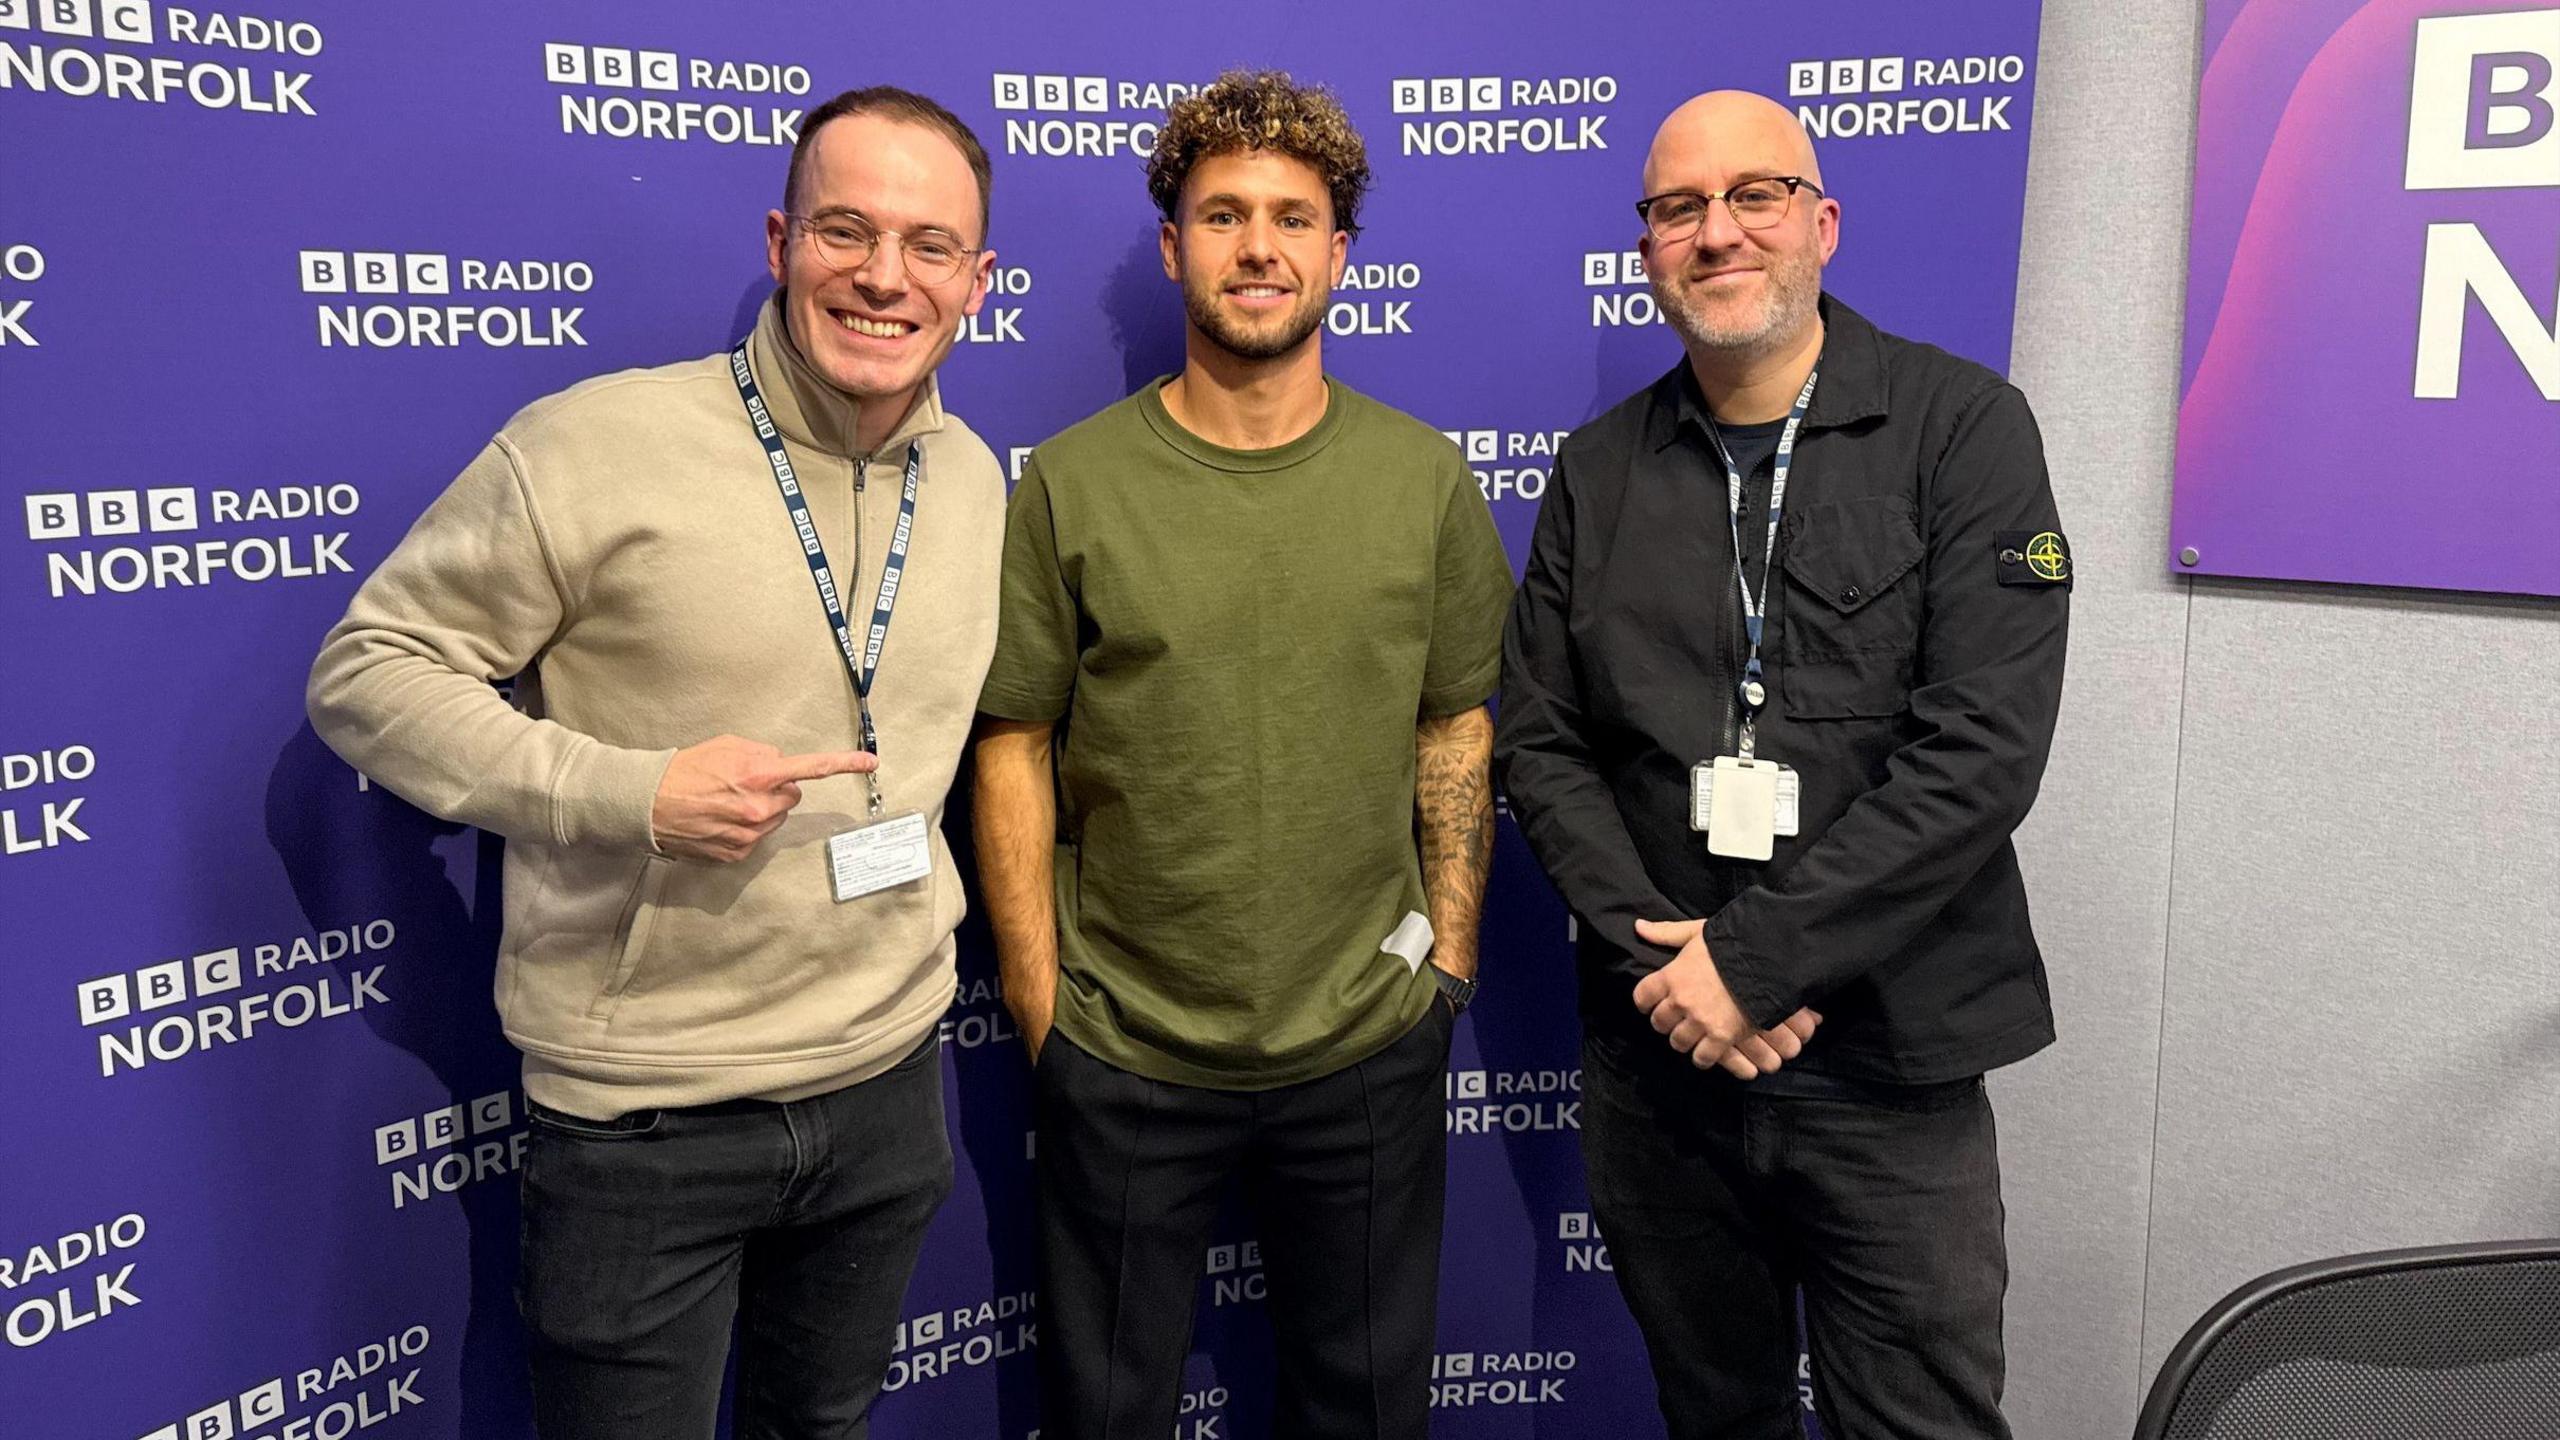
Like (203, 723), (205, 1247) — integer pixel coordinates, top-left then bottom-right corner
(0, 3), (2042, 1436)
(2176, 0), (2560, 596)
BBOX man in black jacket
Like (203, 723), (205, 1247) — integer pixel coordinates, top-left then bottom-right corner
(1495, 90), (2069, 1440)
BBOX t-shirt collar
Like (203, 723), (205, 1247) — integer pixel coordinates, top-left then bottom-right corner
(1137, 375), (1349, 474)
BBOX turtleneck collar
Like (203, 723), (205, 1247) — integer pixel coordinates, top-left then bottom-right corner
(744, 292), (947, 461)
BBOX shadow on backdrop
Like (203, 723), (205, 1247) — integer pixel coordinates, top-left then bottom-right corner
(1106, 228), (1188, 397)
(939, 764), (1048, 1440)
(266, 719), (529, 1440)
(1591, 300), (1677, 427)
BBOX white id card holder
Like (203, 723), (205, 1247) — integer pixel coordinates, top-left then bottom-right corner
(827, 811), (932, 902)
(1691, 760), (1801, 839)
(1694, 756), (1783, 861)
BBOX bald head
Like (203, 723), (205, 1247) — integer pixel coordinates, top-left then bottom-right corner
(1637, 90), (1838, 375)
(1643, 90), (1823, 198)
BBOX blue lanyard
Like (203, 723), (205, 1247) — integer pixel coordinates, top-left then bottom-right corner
(729, 339), (920, 812)
(1702, 368), (1817, 760)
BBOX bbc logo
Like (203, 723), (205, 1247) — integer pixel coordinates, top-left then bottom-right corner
(1582, 250), (1645, 287)
(991, 73), (1108, 113)
(136, 1380), (288, 1440)
(1558, 1212), (1593, 1240)
(300, 251), (449, 295)
(77, 949), (243, 1026)
(25, 487), (199, 541)
(1440, 429), (1500, 464)
(375, 1091), (516, 1165)
(1391, 77), (1503, 115)
(1442, 1352), (1477, 1379)
(1450, 1069), (1488, 1099)
(544, 42), (680, 91)
(0, 0), (156, 42)
(1788, 57), (1906, 98)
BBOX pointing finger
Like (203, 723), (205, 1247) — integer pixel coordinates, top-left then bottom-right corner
(766, 750), (880, 785)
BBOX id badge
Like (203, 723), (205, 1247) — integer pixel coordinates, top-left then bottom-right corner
(1690, 760), (1802, 838)
(827, 811), (931, 902)
(1691, 757), (1792, 861)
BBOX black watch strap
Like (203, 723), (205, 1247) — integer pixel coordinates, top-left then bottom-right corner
(1430, 965), (1477, 1013)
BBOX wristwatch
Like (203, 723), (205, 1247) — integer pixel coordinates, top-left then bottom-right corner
(1430, 965), (1477, 1014)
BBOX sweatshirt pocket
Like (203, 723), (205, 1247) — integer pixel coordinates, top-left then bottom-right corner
(587, 858), (669, 1022)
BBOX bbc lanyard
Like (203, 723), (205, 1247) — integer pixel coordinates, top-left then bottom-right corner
(1702, 368), (1817, 762)
(729, 339), (918, 818)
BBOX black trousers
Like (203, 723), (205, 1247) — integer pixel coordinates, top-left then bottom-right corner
(1034, 1004), (1454, 1440)
(517, 1032), (953, 1440)
(1579, 1030), (2012, 1440)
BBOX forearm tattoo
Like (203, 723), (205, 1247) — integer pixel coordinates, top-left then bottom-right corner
(1415, 707), (1495, 969)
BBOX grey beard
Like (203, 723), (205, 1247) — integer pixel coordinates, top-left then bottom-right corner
(1653, 256), (1820, 356)
(1660, 286), (1784, 353)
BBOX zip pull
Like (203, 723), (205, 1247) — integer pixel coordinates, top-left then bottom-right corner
(853, 451), (870, 493)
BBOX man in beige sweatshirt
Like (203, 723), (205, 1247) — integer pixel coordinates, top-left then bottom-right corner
(306, 87), (1005, 1440)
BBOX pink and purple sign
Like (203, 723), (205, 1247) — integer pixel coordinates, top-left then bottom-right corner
(2176, 1), (2559, 597)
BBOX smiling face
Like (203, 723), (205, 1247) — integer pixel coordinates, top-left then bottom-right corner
(1638, 92), (1839, 359)
(764, 112), (994, 418)
(1161, 148), (1348, 363)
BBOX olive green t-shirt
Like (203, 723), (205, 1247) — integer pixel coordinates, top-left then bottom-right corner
(978, 376), (1513, 1089)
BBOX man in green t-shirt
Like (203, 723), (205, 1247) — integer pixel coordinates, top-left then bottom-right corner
(972, 69), (1513, 1440)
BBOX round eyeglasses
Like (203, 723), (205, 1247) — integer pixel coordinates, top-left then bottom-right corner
(789, 211), (980, 285)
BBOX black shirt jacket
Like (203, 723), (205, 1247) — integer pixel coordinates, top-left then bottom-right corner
(1495, 296), (2068, 1084)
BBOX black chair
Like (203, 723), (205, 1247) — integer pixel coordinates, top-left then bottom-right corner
(2133, 1240), (2560, 1439)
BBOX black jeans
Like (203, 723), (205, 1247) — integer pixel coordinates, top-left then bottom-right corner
(1580, 1031), (2011, 1440)
(517, 1032), (953, 1440)
(1034, 1003), (1454, 1440)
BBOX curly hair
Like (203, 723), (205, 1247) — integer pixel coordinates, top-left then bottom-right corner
(1146, 70), (1371, 238)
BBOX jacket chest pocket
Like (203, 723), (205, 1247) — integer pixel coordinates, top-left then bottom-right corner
(1778, 497), (1923, 718)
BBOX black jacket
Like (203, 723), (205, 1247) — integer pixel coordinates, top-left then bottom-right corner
(1495, 297), (2068, 1083)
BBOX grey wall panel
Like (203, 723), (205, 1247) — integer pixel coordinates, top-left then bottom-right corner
(1998, 0), (2201, 1435)
(1791, 1), (2559, 1431)
(1996, 0), (2559, 1428)
(2140, 585), (2560, 1375)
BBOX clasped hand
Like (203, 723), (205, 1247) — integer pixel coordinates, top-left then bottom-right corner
(1630, 918), (1820, 1080)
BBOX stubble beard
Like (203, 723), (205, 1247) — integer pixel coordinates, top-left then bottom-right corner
(1183, 271), (1330, 362)
(1653, 239), (1823, 359)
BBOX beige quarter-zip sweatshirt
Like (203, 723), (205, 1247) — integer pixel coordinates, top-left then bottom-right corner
(309, 297), (1004, 1117)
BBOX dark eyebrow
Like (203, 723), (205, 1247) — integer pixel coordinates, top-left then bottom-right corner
(1194, 191), (1321, 216)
